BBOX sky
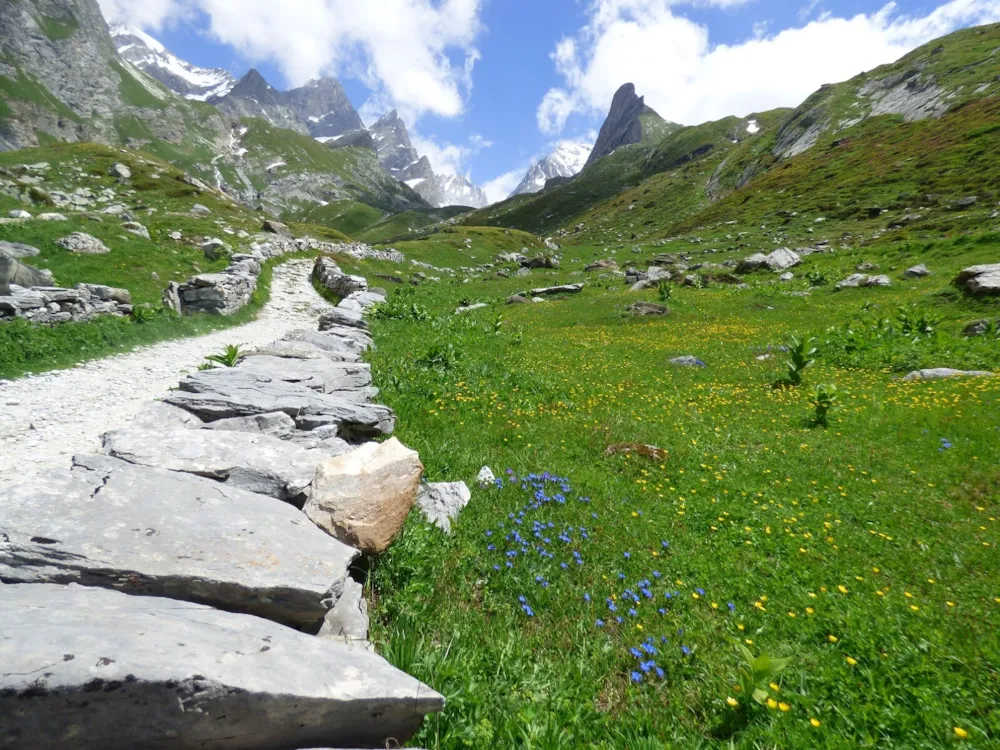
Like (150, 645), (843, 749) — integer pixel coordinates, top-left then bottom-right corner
(98, 0), (1000, 202)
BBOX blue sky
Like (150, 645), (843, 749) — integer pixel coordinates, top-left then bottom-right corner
(101, 0), (1000, 201)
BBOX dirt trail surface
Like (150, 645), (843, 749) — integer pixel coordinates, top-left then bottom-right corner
(0, 260), (331, 482)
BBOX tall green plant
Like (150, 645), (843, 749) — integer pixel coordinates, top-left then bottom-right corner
(785, 335), (817, 386)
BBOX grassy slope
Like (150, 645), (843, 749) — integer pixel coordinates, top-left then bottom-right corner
(357, 206), (471, 244)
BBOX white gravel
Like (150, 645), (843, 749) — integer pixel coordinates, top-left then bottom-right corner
(0, 260), (332, 482)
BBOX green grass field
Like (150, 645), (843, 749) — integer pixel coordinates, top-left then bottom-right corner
(342, 225), (1000, 749)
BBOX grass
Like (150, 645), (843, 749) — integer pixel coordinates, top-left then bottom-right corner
(110, 60), (169, 110)
(36, 14), (79, 41)
(347, 222), (1000, 749)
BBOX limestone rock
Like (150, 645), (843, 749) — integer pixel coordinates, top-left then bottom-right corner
(626, 302), (670, 316)
(167, 369), (395, 438)
(318, 577), (369, 641)
(204, 411), (298, 439)
(0, 456), (358, 629)
(305, 438), (423, 555)
(523, 255), (559, 269)
(0, 583), (443, 749)
(737, 253), (767, 274)
(56, 232), (111, 255)
(669, 356), (707, 367)
(0, 250), (54, 295)
(836, 274), (891, 289)
(313, 256), (368, 297)
(111, 162), (132, 180)
(416, 482), (472, 533)
(456, 302), (488, 314)
(0, 240), (41, 258)
(102, 427), (328, 502)
(528, 283), (584, 296)
(263, 218), (293, 238)
(954, 264), (1000, 296)
(121, 221), (149, 240)
(903, 368), (994, 381)
(904, 264), (931, 279)
(477, 466), (496, 486)
(338, 290), (387, 313)
(319, 306), (368, 331)
(237, 356), (373, 394)
(132, 401), (204, 430)
(764, 248), (801, 272)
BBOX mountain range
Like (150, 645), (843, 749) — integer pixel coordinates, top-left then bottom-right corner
(510, 142), (593, 197)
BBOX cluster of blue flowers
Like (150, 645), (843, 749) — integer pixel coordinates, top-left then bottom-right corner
(939, 437), (953, 451)
(483, 469), (736, 688)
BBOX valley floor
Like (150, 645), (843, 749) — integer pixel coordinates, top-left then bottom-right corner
(0, 260), (330, 481)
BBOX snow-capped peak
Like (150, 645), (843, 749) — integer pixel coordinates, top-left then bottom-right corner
(510, 141), (593, 198)
(110, 24), (236, 102)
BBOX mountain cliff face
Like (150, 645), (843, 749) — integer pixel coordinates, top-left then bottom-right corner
(369, 110), (487, 208)
(212, 70), (364, 140)
(110, 24), (235, 101)
(0, 0), (224, 151)
(585, 83), (671, 167)
(511, 142), (593, 197)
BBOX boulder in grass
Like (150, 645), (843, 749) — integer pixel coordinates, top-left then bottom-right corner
(0, 240), (40, 258)
(764, 248), (801, 272)
(0, 250), (54, 294)
(736, 253), (767, 274)
(263, 218), (293, 238)
(904, 264), (931, 279)
(0, 583), (444, 750)
(669, 356), (707, 367)
(954, 264), (1000, 296)
(305, 438), (423, 555)
(903, 369), (994, 381)
(56, 232), (110, 255)
(626, 302), (669, 316)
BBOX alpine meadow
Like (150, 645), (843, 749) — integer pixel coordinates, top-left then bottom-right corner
(1, 2), (999, 749)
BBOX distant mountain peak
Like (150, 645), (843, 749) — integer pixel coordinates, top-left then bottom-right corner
(110, 24), (236, 102)
(511, 142), (593, 198)
(585, 82), (670, 167)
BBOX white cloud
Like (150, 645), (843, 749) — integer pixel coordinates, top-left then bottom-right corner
(482, 169), (524, 204)
(537, 0), (1000, 134)
(98, 0), (193, 29)
(98, 0), (484, 121)
(411, 131), (492, 177)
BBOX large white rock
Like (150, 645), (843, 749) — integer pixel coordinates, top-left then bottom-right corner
(764, 248), (802, 271)
(305, 438), (423, 555)
(237, 356), (372, 394)
(954, 264), (1000, 296)
(0, 456), (358, 629)
(0, 584), (443, 749)
(56, 232), (110, 255)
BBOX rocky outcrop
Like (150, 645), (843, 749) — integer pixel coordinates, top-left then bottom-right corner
(586, 83), (666, 167)
(836, 274), (892, 289)
(305, 438), (424, 554)
(56, 232), (110, 254)
(314, 256), (368, 298)
(0, 584), (443, 749)
(0, 250), (53, 294)
(737, 248), (801, 274)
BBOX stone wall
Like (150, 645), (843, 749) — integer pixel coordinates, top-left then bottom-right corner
(0, 282), (132, 324)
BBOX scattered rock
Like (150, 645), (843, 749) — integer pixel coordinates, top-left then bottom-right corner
(0, 583), (443, 749)
(507, 294), (531, 305)
(962, 319), (995, 337)
(527, 284), (584, 297)
(190, 203), (211, 217)
(950, 196), (978, 210)
(111, 162), (132, 181)
(36, 212), (68, 221)
(856, 262), (880, 272)
(477, 466), (496, 486)
(0, 251), (54, 296)
(836, 274), (891, 289)
(305, 438), (424, 555)
(736, 253), (768, 273)
(7, 209), (31, 219)
(904, 264), (931, 279)
(202, 237), (230, 261)
(669, 356), (707, 367)
(203, 411), (298, 439)
(319, 307), (367, 331)
(763, 248), (802, 272)
(779, 272), (795, 282)
(263, 218), (293, 238)
(455, 302), (488, 314)
(0, 241), (41, 259)
(586, 259), (619, 272)
(314, 256), (368, 297)
(416, 481), (472, 533)
(121, 221), (149, 240)
(56, 232), (111, 255)
(523, 255), (559, 269)
(903, 368), (994, 381)
(954, 264), (1000, 296)
(626, 302), (670, 316)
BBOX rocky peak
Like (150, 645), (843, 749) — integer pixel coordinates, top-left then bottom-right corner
(213, 71), (362, 139)
(110, 24), (235, 101)
(370, 110), (421, 176)
(585, 83), (663, 167)
(511, 142), (593, 197)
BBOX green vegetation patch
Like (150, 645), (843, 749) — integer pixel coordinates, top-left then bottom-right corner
(36, 13), (79, 41)
(110, 60), (168, 110)
(0, 67), (81, 122)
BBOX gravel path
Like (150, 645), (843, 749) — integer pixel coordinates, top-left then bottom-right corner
(0, 260), (332, 482)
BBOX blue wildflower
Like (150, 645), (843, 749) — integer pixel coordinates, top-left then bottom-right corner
(630, 672), (643, 683)
(596, 619), (605, 627)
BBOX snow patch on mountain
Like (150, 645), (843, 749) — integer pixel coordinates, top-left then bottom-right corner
(510, 142), (593, 197)
(111, 24), (236, 101)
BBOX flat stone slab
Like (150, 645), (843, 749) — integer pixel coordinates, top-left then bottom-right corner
(527, 284), (584, 296)
(319, 307), (368, 331)
(252, 339), (362, 362)
(237, 356), (372, 394)
(102, 427), (327, 502)
(903, 368), (994, 381)
(416, 482), (472, 533)
(954, 263), (1000, 296)
(167, 369), (395, 439)
(283, 328), (373, 356)
(0, 456), (357, 630)
(0, 584), (443, 750)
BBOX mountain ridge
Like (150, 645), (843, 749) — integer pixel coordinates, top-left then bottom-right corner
(511, 142), (593, 198)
